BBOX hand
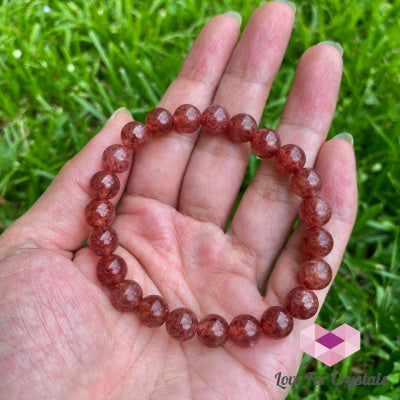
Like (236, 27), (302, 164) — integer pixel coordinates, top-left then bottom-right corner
(0, 3), (357, 399)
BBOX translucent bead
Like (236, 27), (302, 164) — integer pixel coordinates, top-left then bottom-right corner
(137, 295), (169, 328)
(85, 199), (115, 227)
(286, 287), (319, 319)
(275, 144), (306, 174)
(228, 314), (261, 347)
(110, 280), (143, 312)
(90, 171), (120, 199)
(297, 259), (332, 290)
(291, 168), (322, 197)
(88, 226), (119, 256)
(96, 254), (127, 287)
(172, 104), (201, 133)
(227, 113), (257, 143)
(260, 306), (293, 339)
(121, 121), (150, 150)
(166, 308), (198, 342)
(299, 197), (332, 227)
(145, 107), (173, 136)
(302, 227), (334, 258)
(197, 314), (229, 348)
(200, 105), (230, 135)
(102, 144), (132, 173)
(251, 129), (281, 158)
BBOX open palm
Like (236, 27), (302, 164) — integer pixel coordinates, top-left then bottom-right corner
(0, 3), (357, 399)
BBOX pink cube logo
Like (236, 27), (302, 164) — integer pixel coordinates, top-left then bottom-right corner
(300, 324), (360, 366)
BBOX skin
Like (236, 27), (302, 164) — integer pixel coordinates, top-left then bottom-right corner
(0, 3), (357, 399)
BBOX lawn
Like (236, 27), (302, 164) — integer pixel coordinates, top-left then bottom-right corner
(0, 0), (399, 398)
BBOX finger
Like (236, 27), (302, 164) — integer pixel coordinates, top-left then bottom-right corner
(178, 1), (295, 227)
(123, 14), (241, 207)
(264, 138), (357, 335)
(229, 43), (343, 286)
(0, 110), (133, 257)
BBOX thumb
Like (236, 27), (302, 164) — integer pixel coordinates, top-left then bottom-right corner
(0, 108), (133, 258)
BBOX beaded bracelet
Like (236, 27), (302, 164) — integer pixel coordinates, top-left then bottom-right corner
(86, 104), (333, 348)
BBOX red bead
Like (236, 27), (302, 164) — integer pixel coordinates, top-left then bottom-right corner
(260, 306), (293, 339)
(121, 121), (150, 150)
(88, 226), (119, 256)
(85, 199), (115, 227)
(102, 144), (132, 173)
(90, 171), (120, 199)
(286, 287), (319, 319)
(251, 129), (281, 158)
(302, 227), (334, 258)
(137, 295), (169, 328)
(291, 168), (322, 197)
(166, 308), (198, 342)
(197, 314), (229, 348)
(200, 105), (230, 135)
(275, 144), (306, 174)
(110, 280), (143, 312)
(227, 113), (257, 143)
(145, 107), (173, 136)
(172, 104), (201, 133)
(299, 197), (332, 227)
(228, 314), (261, 348)
(297, 259), (332, 290)
(96, 254), (127, 287)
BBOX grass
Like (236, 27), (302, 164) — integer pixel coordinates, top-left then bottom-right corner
(0, 0), (399, 398)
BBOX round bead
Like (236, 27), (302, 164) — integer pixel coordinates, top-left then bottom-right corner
(302, 227), (334, 258)
(110, 280), (143, 312)
(85, 199), (115, 227)
(200, 105), (230, 135)
(260, 306), (293, 339)
(145, 107), (173, 136)
(166, 308), (198, 342)
(197, 314), (229, 348)
(251, 128), (281, 158)
(291, 168), (322, 197)
(88, 226), (119, 256)
(227, 113), (257, 143)
(286, 287), (319, 319)
(172, 104), (201, 133)
(121, 121), (150, 150)
(297, 259), (332, 290)
(96, 254), (127, 287)
(228, 314), (261, 348)
(137, 295), (169, 328)
(299, 197), (332, 227)
(90, 171), (120, 199)
(102, 144), (132, 173)
(275, 144), (306, 174)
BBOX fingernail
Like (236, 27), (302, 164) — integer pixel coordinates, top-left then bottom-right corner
(109, 107), (132, 121)
(276, 0), (296, 12)
(318, 41), (343, 56)
(333, 132), (353, 147)
(224, 11), (242, 25)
